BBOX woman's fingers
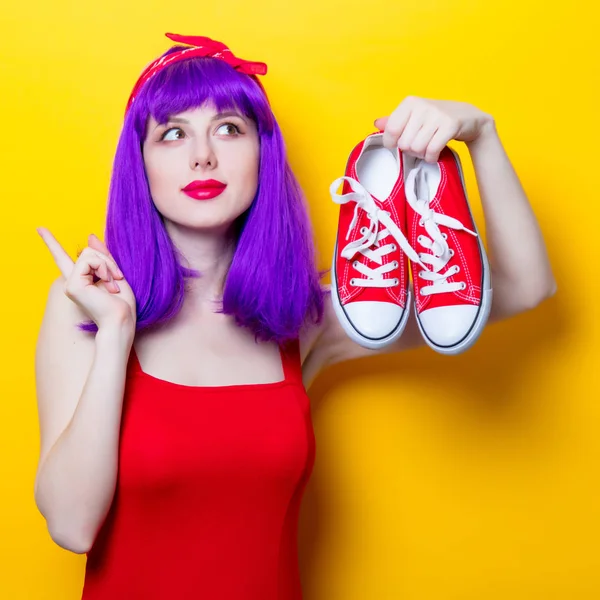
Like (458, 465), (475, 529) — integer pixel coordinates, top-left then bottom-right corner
(65, 250), (119, 298)
(88, 234), (124, 279)
(78, 249), (121, 293)
(79, 244), (122, 284)
(37, 227), (75, 279)
(94, 261), (116, 291)
(38, 227), (123, 294)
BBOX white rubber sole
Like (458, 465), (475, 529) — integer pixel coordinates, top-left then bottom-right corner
(330, 238), (412, 351)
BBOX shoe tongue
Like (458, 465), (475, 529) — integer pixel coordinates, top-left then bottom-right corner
(362, 132), (384, 152)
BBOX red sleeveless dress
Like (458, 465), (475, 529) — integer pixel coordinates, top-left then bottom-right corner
(81, 339), (315, 600)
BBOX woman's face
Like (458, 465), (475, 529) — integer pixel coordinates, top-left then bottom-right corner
(142, 104), (260, 232)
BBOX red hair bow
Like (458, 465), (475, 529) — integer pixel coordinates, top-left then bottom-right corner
(125, 33), (268, 115)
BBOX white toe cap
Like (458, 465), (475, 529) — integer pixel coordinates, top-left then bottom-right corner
(345, 301), (405, 339)
(419, 305), (479, 347)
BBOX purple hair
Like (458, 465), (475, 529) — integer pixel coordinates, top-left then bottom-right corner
(79, 45), (326, 344)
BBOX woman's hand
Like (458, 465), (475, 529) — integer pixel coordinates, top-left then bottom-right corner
(38, 228), (137, 331)
(374, 97), (496, 163)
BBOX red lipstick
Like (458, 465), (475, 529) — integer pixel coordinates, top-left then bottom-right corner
(182, 179), (226, 200)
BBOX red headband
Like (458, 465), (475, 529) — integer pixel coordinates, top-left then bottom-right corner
(125, 33), (269, 115)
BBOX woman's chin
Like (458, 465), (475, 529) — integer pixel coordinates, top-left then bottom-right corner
(164, 215), (239, 235)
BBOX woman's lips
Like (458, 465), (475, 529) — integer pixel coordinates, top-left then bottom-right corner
(182, 186), (226, 200)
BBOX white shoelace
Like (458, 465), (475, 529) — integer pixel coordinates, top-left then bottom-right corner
(330, 176), (424, 288)
(404, 161), (478, 296)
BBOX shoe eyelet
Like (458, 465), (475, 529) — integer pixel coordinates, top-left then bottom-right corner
(442, 233), (448, 240)
(360, 227), (367, 234)
(449, 249), (455, 257)
(393, 261), (399, 268)
(350, 278), (355, 286)
(418, 271), (424, 278)
(353, 261), (358, 268)
(418, 219), (424, 227)
(454, 266), (460, 274)
(460, 282), (466, 290)
(390, 244), (396, 251)
(394, 278), (399, 285)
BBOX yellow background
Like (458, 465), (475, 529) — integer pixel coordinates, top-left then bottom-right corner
(1, 1), (598, 598)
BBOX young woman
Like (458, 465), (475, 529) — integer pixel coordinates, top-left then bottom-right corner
(34, 33), (556, 599)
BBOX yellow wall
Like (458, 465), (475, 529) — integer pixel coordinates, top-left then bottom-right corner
(1, 1), (597, 598)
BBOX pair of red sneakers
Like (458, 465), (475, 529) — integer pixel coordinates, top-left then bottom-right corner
(330, 131), (492, 355)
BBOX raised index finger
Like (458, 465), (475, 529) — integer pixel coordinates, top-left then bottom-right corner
(37, 227), (75, 278)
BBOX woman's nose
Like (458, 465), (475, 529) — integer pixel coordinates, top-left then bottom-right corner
(191, 140), (217, 170)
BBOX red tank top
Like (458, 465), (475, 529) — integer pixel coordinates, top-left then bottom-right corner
(81, 338), (315, 600)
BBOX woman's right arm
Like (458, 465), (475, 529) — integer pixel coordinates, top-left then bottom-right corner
(34, 276), (134, 554)
(34, 228), (137, 554)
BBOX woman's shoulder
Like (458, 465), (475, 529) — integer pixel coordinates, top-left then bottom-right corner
(45, 274), (90, 320)
(37, 275), (98, 376)
(35, 277), (99, 481)
(297, 284), (333, 386)
(298, 284), (330, 357)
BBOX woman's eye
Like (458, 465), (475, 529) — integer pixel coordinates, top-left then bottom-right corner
(216, 122), (241, 135)
(160, 127), (185, 141)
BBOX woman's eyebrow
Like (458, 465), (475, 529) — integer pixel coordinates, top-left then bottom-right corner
(152, 117), (188, 131)
(211, 111), (247, 122)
